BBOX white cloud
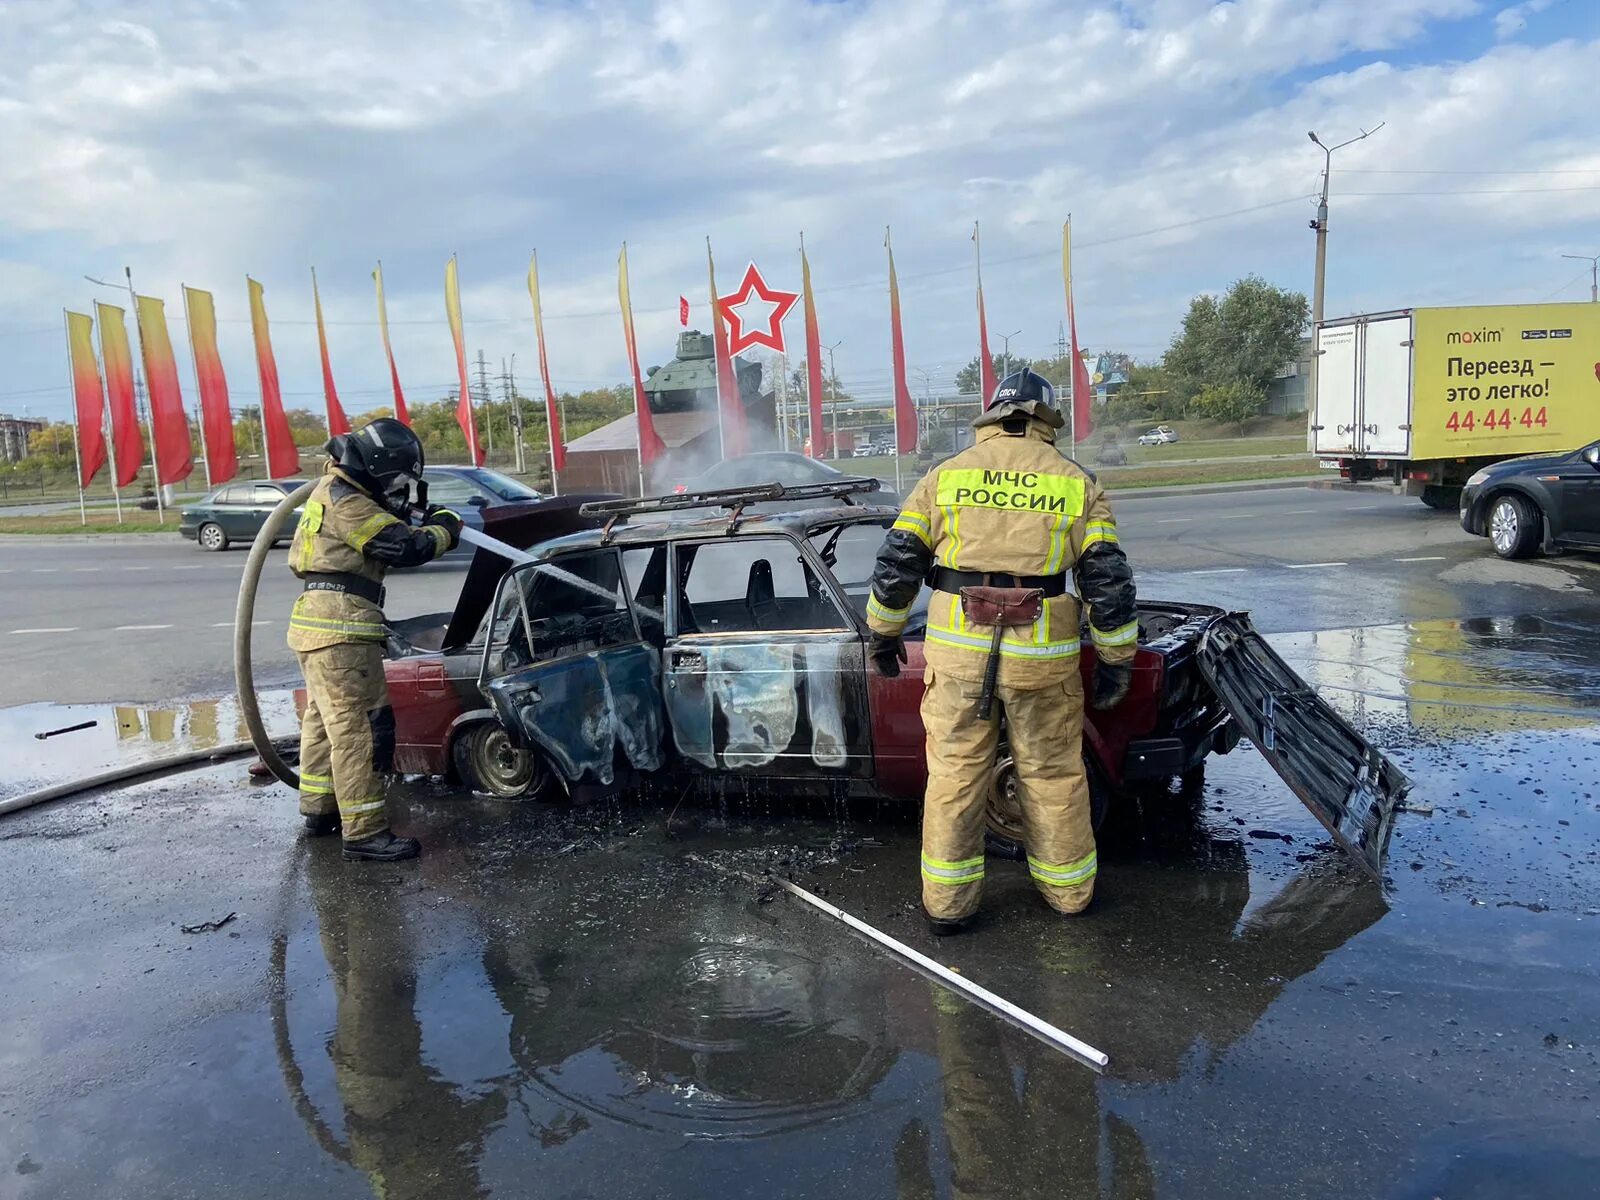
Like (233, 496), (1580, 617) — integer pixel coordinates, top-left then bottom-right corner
(1494, 0), (1554, 39)
(0, 0), (1594, 422)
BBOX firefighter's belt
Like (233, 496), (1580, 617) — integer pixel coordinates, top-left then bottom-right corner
(931, 567), (1072, 598)
(301, 572), (386, 606)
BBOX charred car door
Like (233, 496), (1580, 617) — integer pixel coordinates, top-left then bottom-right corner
(663, 535), (873, 779)
(481, 548), (665, 787)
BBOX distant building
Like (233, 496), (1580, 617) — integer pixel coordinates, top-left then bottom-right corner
(1266, 337), (1314, 415)
(0, 414), (46, 463)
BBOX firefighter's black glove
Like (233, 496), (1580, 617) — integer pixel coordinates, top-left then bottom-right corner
(1091, 660), (1132, 710)
(423, 506), (463, 551)
(869, 633), (907, 679)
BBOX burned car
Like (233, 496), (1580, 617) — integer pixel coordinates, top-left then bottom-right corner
(392, 479), (1406, 876)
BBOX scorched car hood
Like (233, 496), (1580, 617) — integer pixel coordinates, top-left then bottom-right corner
(1198, 613), (1409, 880)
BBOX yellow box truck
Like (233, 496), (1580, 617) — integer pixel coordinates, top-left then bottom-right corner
(1313, 302), (1600, 507)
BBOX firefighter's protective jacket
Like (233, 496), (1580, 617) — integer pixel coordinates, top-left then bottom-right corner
(866, 419), (1138, 688)
(286, 463), (453, 653)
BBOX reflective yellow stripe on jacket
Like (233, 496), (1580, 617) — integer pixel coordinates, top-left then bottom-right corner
(921, 852), (985, 885)
(288, 598), (387, 643)
(926, 593), (1081, 660)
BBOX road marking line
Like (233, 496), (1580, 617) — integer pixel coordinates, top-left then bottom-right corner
(211, 620), (272, 627)
(1281, 509), (1318, 514)
(1213, 513), (1256, 520)
(115, 623), (174, 631)
(1395, 555), (1446, 562)
(1155, 518), (1193, 524)
(1187, 568), (1247, 575)
(121, 566), (153, 572)
(172, 565), (204, 571)
(9, 627), (78, 634)
(30, 568), (58, 573)
(1287, 562), (1348, 569)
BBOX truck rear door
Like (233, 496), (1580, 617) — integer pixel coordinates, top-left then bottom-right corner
(1314, 322), (1359, 455)
(1358, 314), (1413, 456)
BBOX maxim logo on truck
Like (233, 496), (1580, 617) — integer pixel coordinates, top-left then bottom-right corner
(1447, 326), (1502, 345)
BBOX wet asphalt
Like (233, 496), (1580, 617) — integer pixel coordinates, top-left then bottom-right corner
(4, 490), (1600, 1198)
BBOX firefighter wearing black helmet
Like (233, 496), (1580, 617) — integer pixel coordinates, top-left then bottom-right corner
(286, 417), (463, 862)
(866, 369), (1138, 932)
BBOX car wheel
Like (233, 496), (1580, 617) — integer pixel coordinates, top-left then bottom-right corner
(1487, 493), (1541, 559)
(452, 722), (554, 800)
(984, 749), (1110, 860)
(197, 522), (229, 552)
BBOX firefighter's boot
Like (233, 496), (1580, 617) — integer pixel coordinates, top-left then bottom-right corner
(342, 830), (421, 862)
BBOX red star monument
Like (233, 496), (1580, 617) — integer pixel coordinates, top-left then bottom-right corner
(718, 262), (800, 356)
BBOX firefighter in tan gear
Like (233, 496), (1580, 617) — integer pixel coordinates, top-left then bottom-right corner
(288, 418), (462, 862)
(867, 369), (1138, 933)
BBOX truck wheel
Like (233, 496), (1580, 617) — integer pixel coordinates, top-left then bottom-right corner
(1488, 494), (1541, 559)
(198, 522), (229, 552)
(984, 751), (1110, 861)
(1420, 485), (1460, 511)
(452, 722), (553, 800)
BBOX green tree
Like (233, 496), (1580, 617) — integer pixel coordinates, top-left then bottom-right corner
(787, 362), (851, 406)
(955, 353), (1031, 395)
(1164, 275), (1307, 407)
(1189, 380), (1267, 434)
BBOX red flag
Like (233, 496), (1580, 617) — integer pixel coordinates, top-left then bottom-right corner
(885, 228), (916, 455)
(800, 235), (827, 458)
(134, 294), (195, 486)
(679, 295), (690, 327)
(64, 310), (107, 488)
(618, 243), (665, 467)
(974, 222), (999, 402)
(247, 277), (301, 478)
(528, 252), (566, 477)
(312, 269), (350, 437)
(706, 239), (746, 458)
(1063, 218), (1094, 441)
(95, 302), (143, 487)
(182, 287), (238, 485)
(373, 261), (410, 425)
(444, 256), (483, 464)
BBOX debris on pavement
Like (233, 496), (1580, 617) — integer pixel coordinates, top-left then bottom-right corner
(180, 912), (237, 934)
(33, 720), (97, 740)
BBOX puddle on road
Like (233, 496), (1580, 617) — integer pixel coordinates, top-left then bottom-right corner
(6, 613), (1600, 1198)
(0, 692), (299, 799)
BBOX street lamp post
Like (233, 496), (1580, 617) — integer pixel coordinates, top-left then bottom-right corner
(1561, 253), (1600, 302)
(825, 340), (842, 457)
(1306, 122), (1384, 448)
(999, 330), (1021, 381)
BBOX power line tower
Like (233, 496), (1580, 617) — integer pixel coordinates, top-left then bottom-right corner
(500, 357), (527, 475)
(474, 350), (494, 460)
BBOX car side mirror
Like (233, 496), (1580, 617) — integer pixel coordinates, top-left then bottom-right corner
(1584, 445), (1600, 470)
(467, 495), (490, 507)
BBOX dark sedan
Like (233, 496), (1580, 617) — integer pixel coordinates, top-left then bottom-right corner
(421, 465), (544, 556)
(1459, 440), (1600, 558)
(179, 479), (307, 551)
(672, 451), (900, 507)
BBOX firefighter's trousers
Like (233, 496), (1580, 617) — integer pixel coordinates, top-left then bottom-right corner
(919, 668), (1097, 920)
(296, 642), (396, 842)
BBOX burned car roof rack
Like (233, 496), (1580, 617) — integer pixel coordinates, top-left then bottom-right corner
(581, 478), (884, 540)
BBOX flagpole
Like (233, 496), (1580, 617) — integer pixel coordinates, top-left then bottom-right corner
(1064, 217), (1076, 462)
(181, 285), (213, 489)
(62, 310), (87, 526)
(126, 267), (165, 524)
(707, 237), (726, 463)
(530, 251), (561, 495)
(94, 309), (125, 524)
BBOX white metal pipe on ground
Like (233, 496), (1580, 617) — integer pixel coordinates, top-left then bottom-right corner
(701, 858), (1109, 1070)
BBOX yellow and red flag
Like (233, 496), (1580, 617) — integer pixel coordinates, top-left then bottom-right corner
(95, 301), (143, 487)
(373, 261), (410, 425)
(182, 286), (238, 484)
(444, 256), (483, 465)
(311, 269), (350, 437)
(618, 243), (665, 468)
(886, 227), (916, 455)
(800, 234), (827, 458)
(1063, 217), (1094, 440)
(974, 221), (999, 403)
(64, 310), (107, 488)
(247, 277), (301, 479)
(527, 251), (566, 477)
(134, 294), (194, 486)
(706, 238), (746, 458)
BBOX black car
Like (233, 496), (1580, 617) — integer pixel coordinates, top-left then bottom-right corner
(179, 479), (308, 551)
(1459, 440), (1600, 558)
(421, 465), (544, 555)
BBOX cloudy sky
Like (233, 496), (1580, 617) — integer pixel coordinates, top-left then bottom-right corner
(1, 0), (1595, 425)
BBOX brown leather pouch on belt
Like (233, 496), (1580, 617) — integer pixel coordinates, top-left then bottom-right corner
(958, 585), (1044, 628)
(959, 586), (1044, 720)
